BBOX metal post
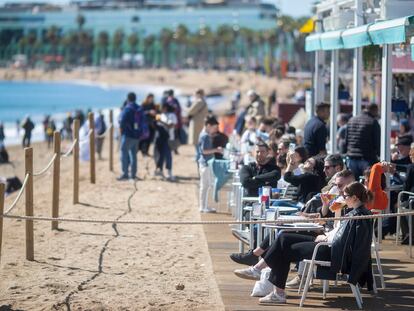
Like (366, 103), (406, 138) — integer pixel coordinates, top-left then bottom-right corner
(329, 49), (339, 154)
(353, 0), (363, 116)
(380, 45), (392, 162)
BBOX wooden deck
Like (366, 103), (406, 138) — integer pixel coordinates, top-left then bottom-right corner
(202, 212), (414, 311)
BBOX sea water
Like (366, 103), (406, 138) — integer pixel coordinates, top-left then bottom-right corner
(0, 80), (228, 145)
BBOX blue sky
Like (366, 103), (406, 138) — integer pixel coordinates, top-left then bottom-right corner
(0, 0), (314, 17)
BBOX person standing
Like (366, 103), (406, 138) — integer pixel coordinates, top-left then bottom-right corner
(118, 92), (145, 181)
(166, 89), (183, 154)
(154, 104), (177, 181)
(303, 102), (330, 157)
(245, 90), (266, 121)
(21, 116), (35, 148)
(95, 111), (107, 160)
(344, 104), (381, 179)
(0, 122), (5, 146)
(187, 89), (208, 147)
(139, 93), (157, 156)
(197, 116), (223, 213)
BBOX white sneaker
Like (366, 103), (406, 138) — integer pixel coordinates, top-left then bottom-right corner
(167, 171), (176, 181)
(285, 275), (301, 289)
(259, 292), (287, 304)
(234, 266), (261, 280)
(200, 207), (216, 213)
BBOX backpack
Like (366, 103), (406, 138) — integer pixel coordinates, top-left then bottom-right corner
(131, 104), (149, 140)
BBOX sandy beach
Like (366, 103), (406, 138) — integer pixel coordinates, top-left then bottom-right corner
(0, 139), (224, 310)
(0, 68), (303, 104)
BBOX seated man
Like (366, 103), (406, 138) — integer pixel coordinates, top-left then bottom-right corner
(239, 141), (280, 197)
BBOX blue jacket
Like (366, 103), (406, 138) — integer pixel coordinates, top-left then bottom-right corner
(119, 102), (144, 139)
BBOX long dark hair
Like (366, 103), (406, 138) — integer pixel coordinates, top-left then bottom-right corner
(344, 181), (373, 204)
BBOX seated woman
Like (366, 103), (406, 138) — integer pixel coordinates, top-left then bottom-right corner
(283, 151), (325, 205)
(237, 182), (374, 305)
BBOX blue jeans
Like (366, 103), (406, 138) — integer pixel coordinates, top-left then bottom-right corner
(156, 139), (172, 170)
(346, 158), (370, 181)
(120, 135), (139, 178)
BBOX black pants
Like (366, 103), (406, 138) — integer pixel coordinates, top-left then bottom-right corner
(263, 233), (331, 289)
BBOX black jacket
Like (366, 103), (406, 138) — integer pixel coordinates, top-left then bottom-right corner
(239, 159), (280, 197)
(329, 206), (374, 290)
(284, 171), (324, 203)
(343, 111), (380, 163)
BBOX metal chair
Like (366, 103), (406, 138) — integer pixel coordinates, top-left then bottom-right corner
(396, 191), (414, 258)
(299, 242), (364, 309)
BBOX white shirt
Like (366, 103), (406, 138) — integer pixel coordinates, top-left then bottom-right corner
(160, 112), (177, 141)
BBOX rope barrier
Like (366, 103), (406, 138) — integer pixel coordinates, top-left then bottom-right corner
(95, 124), (112, 139)
(3, 174), (29, 215)
(61, 139), (78, 158)
(33, 154), (57, 176)
(3, 209), (414, 225)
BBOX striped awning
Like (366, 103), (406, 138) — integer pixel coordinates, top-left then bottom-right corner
(369, 15), (414, 45)
(342, 24), (372, 49)
(319, 30), (343, 50)
(305, 33), (321, 52)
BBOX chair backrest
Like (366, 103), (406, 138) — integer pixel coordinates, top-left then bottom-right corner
(282, 184), (299, 202)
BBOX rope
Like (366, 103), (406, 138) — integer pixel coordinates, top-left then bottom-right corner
(79, 129), (93, 144)
(3, 209), (414, 225)
(33, 154), (57, 176)
(61, 139), (78, 158)
(3, 174), (29, 215)
(95, 124), (112, 139)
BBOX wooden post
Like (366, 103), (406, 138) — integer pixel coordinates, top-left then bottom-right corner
(51, 131), (61, 230)
(0, 182), (5, 263)
(88, 112), (96, 184)
(109, 109), (114, 172)
(25, 147), (34, 261)
(73, 119), (80, 204)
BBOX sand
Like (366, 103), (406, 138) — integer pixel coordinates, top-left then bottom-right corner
(0, 67), (303, 103)
(0, 139), (224, 310)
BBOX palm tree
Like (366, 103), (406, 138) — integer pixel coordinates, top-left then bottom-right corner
(143, 35), (156, 67)
(160, 28), (174, 67)
(45, 25), (60, 56)
(61, 31), (78, 64)
(175, 24), (189, 67)
(97, 31), (109, 63)
(79, 31), (93, 64)
(112, 29), (124, 59)
(127, 33), (139, 54)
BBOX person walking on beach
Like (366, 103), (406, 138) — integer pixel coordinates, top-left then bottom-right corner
(154, 103), (177, 181)
(0, 122), (5, 146)
(187, 89), (208, 147)
(46, 119), (56, 148)
(197, 115), (223, 213)
(166, 89), (183, 154)
(21, 116), (35, 148)
(95, 111), (107, 160)
(118, 92), (146, 181)
(139, 93), (157, 156)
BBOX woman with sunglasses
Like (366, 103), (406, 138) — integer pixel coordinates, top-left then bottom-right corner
(258, 181), (374, 305)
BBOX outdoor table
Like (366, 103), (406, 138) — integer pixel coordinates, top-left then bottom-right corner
(263, 222), (324, 243)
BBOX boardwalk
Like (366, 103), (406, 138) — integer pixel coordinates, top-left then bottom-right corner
(202, 212), (414, 311)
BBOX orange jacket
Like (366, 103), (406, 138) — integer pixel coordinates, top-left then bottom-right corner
(366, 162), (388, 211)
